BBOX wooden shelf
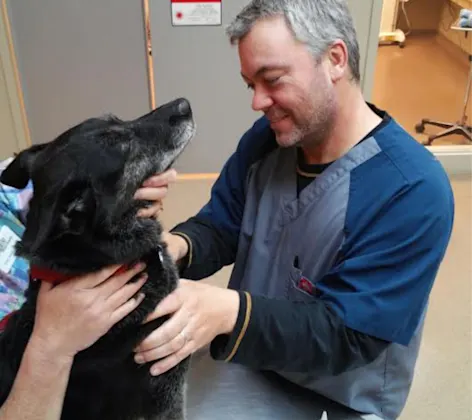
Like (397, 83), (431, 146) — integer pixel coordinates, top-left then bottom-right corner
(451, 25), (472, 31)
(451, 17), (472, 31)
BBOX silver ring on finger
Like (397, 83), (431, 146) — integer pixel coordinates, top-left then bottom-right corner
(180, 330), (189, 346)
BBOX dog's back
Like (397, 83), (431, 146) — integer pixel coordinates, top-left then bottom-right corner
(0, 98), (195, 420)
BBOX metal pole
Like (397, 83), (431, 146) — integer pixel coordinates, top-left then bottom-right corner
(460, 54), (471, 128)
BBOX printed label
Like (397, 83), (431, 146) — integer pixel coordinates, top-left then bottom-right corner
(0, 226), (20, 274)
(171, 0), (222, 26)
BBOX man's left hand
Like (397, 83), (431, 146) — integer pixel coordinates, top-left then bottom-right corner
(134, 169), (178, 218)
(134, 280), (240, 376)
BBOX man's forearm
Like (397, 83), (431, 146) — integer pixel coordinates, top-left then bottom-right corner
(170, 217), (237, 279)
(0, 337), (73, 420)
(210, 293), (389, 376)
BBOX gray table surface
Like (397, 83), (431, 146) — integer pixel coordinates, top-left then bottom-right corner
(185, 348), (381, 420)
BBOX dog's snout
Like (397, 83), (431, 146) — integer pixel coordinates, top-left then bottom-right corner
(138, 97), (192, 128)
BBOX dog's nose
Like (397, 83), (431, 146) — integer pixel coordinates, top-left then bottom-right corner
(174, 98), (191, 117)
(169, 98), (192, 126)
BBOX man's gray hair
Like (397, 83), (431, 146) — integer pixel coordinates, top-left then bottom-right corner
(226, 0), (361, 82)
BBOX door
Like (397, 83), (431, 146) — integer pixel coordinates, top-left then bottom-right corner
(0, 0), (29, 160)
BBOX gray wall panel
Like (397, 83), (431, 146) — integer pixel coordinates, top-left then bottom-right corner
(150, 1), (258, 174)
(7, 0), (150, 145)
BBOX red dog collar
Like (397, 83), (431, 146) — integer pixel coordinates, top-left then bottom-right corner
(29, 265), (76, 285)
(29, 264), (132, 285)
(0, 313), (12, 332)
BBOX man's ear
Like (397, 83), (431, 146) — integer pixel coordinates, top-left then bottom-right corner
(0, 144), (48, 189)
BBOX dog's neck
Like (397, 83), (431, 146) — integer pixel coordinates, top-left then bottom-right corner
(18, 217), (164, 278)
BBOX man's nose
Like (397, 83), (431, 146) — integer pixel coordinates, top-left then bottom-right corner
(251, 86), (273, 112)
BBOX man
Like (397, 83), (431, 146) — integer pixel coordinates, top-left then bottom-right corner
(133, 1), (455, 419)
(0, 0), (454, 419)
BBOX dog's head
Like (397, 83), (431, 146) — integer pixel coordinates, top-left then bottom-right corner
(0, 98), (195, 272)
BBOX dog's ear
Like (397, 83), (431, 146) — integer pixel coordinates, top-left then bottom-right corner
(26, 181), (97, 253)
(58, 182), (96, 236)
(0, 144), (48, 189)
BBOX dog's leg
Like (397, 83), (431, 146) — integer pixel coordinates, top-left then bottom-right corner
(166, 384), (187, 420)
(150, 380), (187, 420)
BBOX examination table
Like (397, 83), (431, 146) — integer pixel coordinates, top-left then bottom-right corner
(185, 347), (381, 420)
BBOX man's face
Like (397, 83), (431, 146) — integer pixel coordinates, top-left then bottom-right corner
(238, 16), (337, 148)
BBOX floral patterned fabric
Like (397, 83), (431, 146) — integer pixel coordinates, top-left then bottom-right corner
(0, 157), (33, 321)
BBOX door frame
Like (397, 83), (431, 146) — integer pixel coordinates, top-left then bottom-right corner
(0, 0), (31, 152)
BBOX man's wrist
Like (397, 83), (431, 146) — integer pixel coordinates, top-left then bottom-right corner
(172, 233), (189, 261)
(162, 231), (190, 263)
(210, 290), (251, 363)
(221, 289), (240, 335)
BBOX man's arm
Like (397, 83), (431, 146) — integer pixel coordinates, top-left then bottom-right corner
(170, 217), (237, 279)
(0, 337), (72, 420)
(211, 292), (389, 375)
(210, 176), (454, 375)
(170, 117), (277, 280)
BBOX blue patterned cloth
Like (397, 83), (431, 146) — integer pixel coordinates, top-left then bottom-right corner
(0, 157), (33, 321)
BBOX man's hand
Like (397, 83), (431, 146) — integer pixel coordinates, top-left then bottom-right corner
(30, 263), (148, 361)
(134, 169), (178, 218)
(134, 170), (189, 263)
(134, 280), (240, 376)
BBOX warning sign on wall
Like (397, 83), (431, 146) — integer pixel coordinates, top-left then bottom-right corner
(171, 0), (222, 26)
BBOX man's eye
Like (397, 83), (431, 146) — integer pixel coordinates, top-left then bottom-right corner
(265, 77), (281, 85)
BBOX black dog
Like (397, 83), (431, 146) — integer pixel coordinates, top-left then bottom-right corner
(0, 98), (196, 420)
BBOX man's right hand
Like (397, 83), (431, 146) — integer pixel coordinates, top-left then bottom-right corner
(29, 263), (148, 361)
